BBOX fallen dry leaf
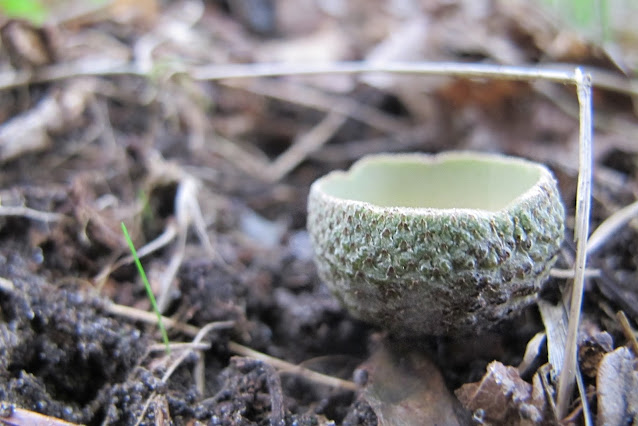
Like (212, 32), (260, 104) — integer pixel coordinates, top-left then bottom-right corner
(455, 361), (548, 425)
(597, 346), (638, 425)
(360, 341), (470, 426)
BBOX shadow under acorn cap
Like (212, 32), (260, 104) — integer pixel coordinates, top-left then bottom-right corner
(307, 151), (566, 336)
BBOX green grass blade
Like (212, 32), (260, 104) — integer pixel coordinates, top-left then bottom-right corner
(121, 222), (171, 355)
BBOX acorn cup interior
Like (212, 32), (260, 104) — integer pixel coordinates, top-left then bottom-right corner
(307, 152), (566, 336)
(320, 154), (543, 211)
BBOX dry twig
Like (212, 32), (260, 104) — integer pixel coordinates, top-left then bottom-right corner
(550, 268), (600, 279)
(222, 79), (406, 134)
(265, 110), (347, 182)
(105, 302), (204, 337)
(228, 341), (357, 392)
(616, 311), (638, 355)
(587, 199), (638, 256)
(106, 302), (356, 391)
(0, 205), (64, 223)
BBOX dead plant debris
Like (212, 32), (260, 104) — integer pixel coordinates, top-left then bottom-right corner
(1, 0), (638, 424)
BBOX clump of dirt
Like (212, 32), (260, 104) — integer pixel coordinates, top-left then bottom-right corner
(0, 238), (148, 424)
(0, 227), (370, 424)
(2, 0), (638, 424)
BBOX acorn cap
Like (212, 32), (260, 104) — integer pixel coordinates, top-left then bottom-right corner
(307, 152), (565, 336)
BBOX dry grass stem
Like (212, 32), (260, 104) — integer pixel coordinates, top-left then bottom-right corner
(312, 124), (436, 162)
(113, 304), (359, 393)
(191, 62), (577, 84)
(616, 311), (638, 355)
(1, 61), (635, 107)
(110, 221), (179, 272)
(556, 68), (593, 421)
(266, 110), (347, 182)
(550, 268), (600, 279)
(150, 174), (227, 312)
(105, 302), (214, 337)
(0, 205), (65, 223)
(114, 302), (359, 393)
(587, 199), (638, 256)
(576, 366), (593, 426)
(227, 341), (357, 392)
(0, 61), (580, 93)
(205, 133), (271, 179)
(156, 226), (186, 313)
(148, 342), (211, 353)
(108, 303), (357, 398)
(222, 79), (406, 134)
(161, 321), (227, 383)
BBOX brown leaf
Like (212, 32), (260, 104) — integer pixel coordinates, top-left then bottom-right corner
(360, 341), (470, 426)
(597, 347), (638, 425)
(455, 361), (548, 425)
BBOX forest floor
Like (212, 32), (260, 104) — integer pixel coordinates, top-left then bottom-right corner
(1, 1), (638, 425)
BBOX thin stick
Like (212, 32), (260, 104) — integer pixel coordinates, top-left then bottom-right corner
(111, 305), (357, 393)
(616, 311), (638, 355)
(265, 110), (347, 182)
(550, 268), (600, 279)
(3, 60), (636, 96)
(0, 61), (578, 92)
(576, 365), (593, 426)
(147, 342), (211, 352)
(556, 68), (593, 420)
(105, 302), (219, 337)
(228, 341), (357, 391)
(587, 199), (638, 256)
(156, 223), (186, 313)
(191, 62), (577, 83)
(221, 79), (406, 134)
(161, 322), (228, 382)
(113, 221), (178, 270)
(0, 205), (65, 222)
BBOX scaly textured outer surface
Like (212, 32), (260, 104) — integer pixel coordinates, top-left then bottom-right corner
(307, 152), (565, 336)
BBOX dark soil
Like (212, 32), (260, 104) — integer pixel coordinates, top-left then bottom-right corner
(1, 1), (638, 425)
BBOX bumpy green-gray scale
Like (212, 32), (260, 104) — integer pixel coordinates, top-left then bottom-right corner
(307, 152), (565, 336)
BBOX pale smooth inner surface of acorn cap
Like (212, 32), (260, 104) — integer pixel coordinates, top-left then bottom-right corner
(319, 154), (543, 212)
